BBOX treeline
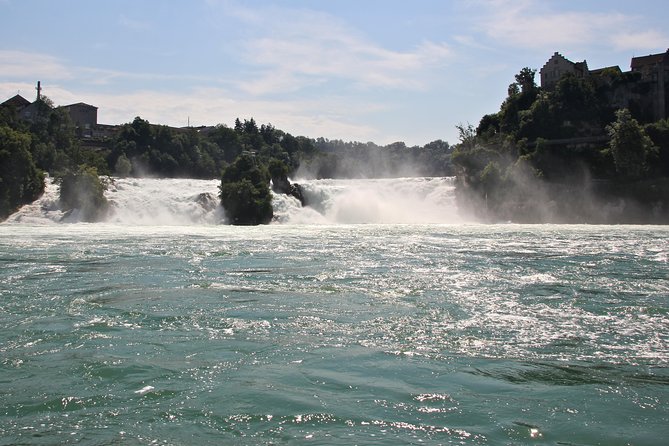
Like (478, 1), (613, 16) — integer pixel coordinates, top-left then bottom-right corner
(304, 138), (453, 178)
(451, 68), (669, 223)
(105, 119), (455, 180)
(106, 117), (316, 179)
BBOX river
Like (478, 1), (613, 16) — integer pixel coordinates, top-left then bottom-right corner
(1, 177), (667, 445)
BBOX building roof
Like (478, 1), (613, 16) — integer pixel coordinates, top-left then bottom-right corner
(631, 49), (669, 69)
(540, 52), (589, 75)
(573, 60), (589, 75)
(589, 65), (623, 76)
(0, 94), (31, 109)
(60, 102), (98, 110)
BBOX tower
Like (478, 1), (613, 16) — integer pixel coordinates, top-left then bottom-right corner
(36, 81), (41, 101)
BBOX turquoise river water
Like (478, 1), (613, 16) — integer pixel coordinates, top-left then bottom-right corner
(1, 178), (668, 445)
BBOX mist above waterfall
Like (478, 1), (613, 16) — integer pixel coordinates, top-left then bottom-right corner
(273, 177), (465, 224)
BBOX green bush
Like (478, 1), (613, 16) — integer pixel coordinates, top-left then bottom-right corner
(0, 125), (44, 221)
(219, 154), (273, 225)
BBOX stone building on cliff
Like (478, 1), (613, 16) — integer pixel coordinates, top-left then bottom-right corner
(539, 52), (590, 90)
(630, 50), (668, 121)
(540, 49), (669, 122)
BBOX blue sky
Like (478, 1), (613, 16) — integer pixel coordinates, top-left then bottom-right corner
(1, 0), (667, 146)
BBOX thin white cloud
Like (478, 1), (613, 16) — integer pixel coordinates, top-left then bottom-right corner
(0, 76), (382, 142)
(118, 14), (152, 31)
(472, 0), (668, 53)
(0, 3), (459, 145)
(0, 47), (381, 141)
(77, 66), (220, 86)
(612, 30), (669, 52)
(480, 1), (626, 49)
(216, 2), (453, 95)
(84, 87), (381, 142)
(453, 34), (494, 52)
(0, 50), (72, 80)
(0, 81), (38, 101)
(0, 50), (223, 90)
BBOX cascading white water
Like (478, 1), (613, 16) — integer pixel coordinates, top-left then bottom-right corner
(5, 177), (225, 225)
(5, 176), (462, 225)
(104, 178), (225, 225)
(273, 177), (463, 224)
(4, 176), (65, 224)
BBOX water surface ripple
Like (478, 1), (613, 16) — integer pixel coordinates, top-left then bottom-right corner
(1, 224), (667, 445)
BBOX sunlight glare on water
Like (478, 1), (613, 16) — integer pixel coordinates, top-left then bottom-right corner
(1, 222), (668, 445)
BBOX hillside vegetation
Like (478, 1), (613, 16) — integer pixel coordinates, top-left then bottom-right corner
(451, 68), (669, 223)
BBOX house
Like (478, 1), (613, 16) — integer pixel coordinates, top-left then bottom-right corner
(0, 94), (31, 111)
(540, 52), (589, 90)
(631, 49), (669, 121)
(59, 102), (98, 136)
(631, 50), (669, 81)
(0, 94), (44, 122)
(1, 81), (105, 137)
(1, 82), (52, 123)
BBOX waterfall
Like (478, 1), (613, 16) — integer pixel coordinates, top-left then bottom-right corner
(104, 178), (225, 225)
(273, 177), (462, 224)
(5, 177), (225, 225)
(4, 176), (65, 224)
(5, 176), (462, 225)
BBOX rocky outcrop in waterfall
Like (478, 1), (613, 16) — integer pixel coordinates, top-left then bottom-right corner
(269, 159), (306, 206)
(271, 174), (306, 206)
(59, 167), (110, 222)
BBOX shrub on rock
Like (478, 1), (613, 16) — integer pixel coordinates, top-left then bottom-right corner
(219, 154), (273, 225)
(59, 166), (109, 222)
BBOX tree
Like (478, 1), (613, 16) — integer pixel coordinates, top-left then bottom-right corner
(219, 154), (273, 225)
(243, 118), (259, 134)
(644, 119), (669, 177)
(479, 161), (503, 196)
(114, 153), (132, 177)
(280, 133), (300, 154)
(515, 67), (537, 94)
(59, 166), (109, 222)
(209, 125), (243, 163)
(260, 123), (280, 144)
(554, 74), (598, 121)
(498, 68), (541, 136)
(477, 113), (501, 139)
(456, 123), (477, 150)
(0, 125), (44, 220)
(606, 109), (653, 179)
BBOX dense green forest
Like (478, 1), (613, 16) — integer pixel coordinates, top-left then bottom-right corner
(451, 68), (669, 223)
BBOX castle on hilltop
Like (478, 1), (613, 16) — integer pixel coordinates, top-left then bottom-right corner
(540, 49), (669, 122)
